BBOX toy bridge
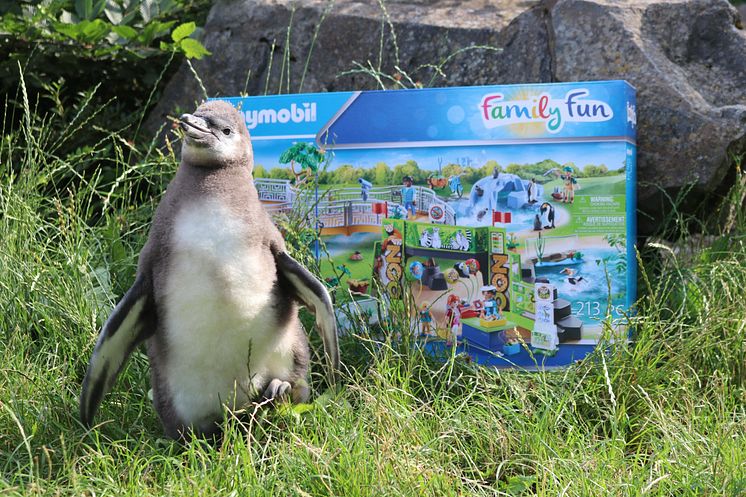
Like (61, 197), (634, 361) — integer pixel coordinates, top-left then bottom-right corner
(255, 178), (456, 236)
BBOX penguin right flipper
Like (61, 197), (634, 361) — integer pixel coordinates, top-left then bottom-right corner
(80, 275), (155, 428)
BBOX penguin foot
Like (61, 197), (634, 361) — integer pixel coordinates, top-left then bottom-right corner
(261, 378), (293, 403)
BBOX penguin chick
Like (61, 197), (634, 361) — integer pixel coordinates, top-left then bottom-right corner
(80, 100), (339, 440)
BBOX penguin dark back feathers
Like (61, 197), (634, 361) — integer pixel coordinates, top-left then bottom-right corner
(80, 101), (339, 440)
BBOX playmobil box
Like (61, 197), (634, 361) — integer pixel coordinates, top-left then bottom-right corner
(217, 80), (637, 369)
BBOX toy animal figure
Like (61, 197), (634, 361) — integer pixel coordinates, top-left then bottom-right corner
(430, 227), (442, 249)
(540, 202), (556, 229)
(427, 176), (448, 189)
(527, 178), (538, 204)
(420, 228), (433, 248)
(560, 267), (586, 285)
(533, 214), (542, 231)
(449, 230), (471, 251)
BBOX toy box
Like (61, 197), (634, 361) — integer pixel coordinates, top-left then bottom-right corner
(218, 80), (636, 369)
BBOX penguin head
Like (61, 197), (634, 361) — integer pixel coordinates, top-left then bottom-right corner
(180, 100), (253, 170)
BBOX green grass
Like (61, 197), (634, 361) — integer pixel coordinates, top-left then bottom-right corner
(1, 85), (745, 496)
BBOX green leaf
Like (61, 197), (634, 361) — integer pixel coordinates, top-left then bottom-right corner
(158, 0), (177, 16)
(171, 22), (195, 42)
(78, 19), (110, 43)
(53, 21), (83, 40)
(104, 0), (122, 24)
(112, 24), (137, 39)
(92, 0), (107, 19)
(75, 0), (92, 20)
(75, 0), (106, 20)
(137, 20), (173, 44)
(179, 37), (210, 59)
(139, 0), (155, 22)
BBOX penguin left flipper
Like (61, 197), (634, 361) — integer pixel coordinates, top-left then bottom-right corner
(80, 275), (155, 428)
(272, 250), (340, 387)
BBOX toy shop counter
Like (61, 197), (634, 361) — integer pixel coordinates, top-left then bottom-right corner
(460, 317), (513, 350)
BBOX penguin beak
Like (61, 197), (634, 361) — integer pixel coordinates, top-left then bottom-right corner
(179, 114), (212, 135)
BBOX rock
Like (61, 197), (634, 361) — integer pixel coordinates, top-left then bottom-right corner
(146, 0), (538, 133)
(147, 0), (746, 234)
(547, 0), (746, 233)
(507, 192), (528, 209)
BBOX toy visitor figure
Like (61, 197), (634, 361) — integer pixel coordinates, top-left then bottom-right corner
(444, 294), (462, 346)
(561, 166), (578, 203)
(419, 302), (434, 336)
(401, 176), (416, 219)
(480, 285), (500, 321)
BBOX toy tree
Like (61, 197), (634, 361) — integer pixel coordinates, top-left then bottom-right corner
(279, 142), (325, 185)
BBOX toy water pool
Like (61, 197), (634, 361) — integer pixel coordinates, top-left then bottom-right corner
(533, 247), (626, 324)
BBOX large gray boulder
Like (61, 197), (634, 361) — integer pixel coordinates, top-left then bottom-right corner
(548, 0), (746, 231)
(148, 0), (746, 234)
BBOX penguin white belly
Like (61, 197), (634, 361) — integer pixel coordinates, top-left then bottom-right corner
(162, 201), (294, 425)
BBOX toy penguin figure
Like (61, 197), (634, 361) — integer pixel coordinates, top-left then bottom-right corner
(533, 214), (543, 231)
(527, 178), (538, 204)
(79, 100), (339, 440)
(540, 202), (556, 229)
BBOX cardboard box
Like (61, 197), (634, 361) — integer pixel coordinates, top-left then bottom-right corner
(218, 80), (637, 368)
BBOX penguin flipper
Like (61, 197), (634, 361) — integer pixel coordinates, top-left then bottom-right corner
(273, 250), (340, 386)
(80, 275), (155, 428)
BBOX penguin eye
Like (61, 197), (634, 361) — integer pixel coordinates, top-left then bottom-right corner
(222, 128), (231, 135)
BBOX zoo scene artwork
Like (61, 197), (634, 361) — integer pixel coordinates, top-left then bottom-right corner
(219, 81), (636, 368)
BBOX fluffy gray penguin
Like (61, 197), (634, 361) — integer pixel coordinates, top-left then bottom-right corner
(80, 100), (339, 440)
